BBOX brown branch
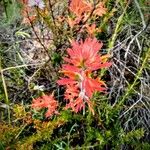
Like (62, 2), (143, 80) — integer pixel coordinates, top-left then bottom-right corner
(26, 9), (51, 60)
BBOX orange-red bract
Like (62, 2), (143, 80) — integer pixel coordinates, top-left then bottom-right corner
(94, 2), (107, 16)
(32, 94), (58, 118)
(64, 38), (110, 71)
(69, 0), (92, 18)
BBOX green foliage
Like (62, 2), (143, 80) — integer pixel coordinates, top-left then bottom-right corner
(0, 0), (21, 26)
(0, 102), (150, 149)
(123, 129), (144, 144)
(0, 105), (72, 149)
(51, 52), (62, 67)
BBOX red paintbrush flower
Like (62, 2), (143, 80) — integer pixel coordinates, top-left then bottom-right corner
(64, 38), (111, 71)
(57, 37), (111, 114)
(94, 2), (107, 16)
(84, 23), (102, 37)
(32, 94), (58, 118)
(69, 0), (92, 18)
(63, 83), (94, 114)
(81, 75), (106, 98)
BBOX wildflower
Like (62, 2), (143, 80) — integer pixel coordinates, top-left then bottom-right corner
(28, 0), (45, 9)
(81, 74), (106, 98)
(66, 17), (81, 28)
(64, 38), (111, 71)
(85, 24), (96, 36)
(32, 94), (58, 118)
(57, 38), (111, 114)
(64, 84), (79, 101)
(64, 84), (83, 112)
(33, 85), (45, 91)
(63, 83), (94, 114)
(69, 0), (92, 18)
(85, 24), (101, 36)
(94, 2), (107, 16)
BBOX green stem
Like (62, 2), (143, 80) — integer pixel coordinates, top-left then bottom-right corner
(108, 0), (130, 51)
(2, 0), (8, 18)
(0, 57), (10, 124)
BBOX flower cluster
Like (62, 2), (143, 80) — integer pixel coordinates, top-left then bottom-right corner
(67, 0), (107, 36)
(57, 38), (111, 114)
(32, 94), (58, 118)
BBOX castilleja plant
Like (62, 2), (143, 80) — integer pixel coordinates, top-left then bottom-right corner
(31, 0), (111, 117)
(32, 93), (59, 118)
(57, 38), (111, 114)
(68, 0), (107, 24)
(67, 0), (107, 36)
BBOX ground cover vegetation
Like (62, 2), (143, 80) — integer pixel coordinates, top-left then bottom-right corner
(0, 0), (150, 149)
